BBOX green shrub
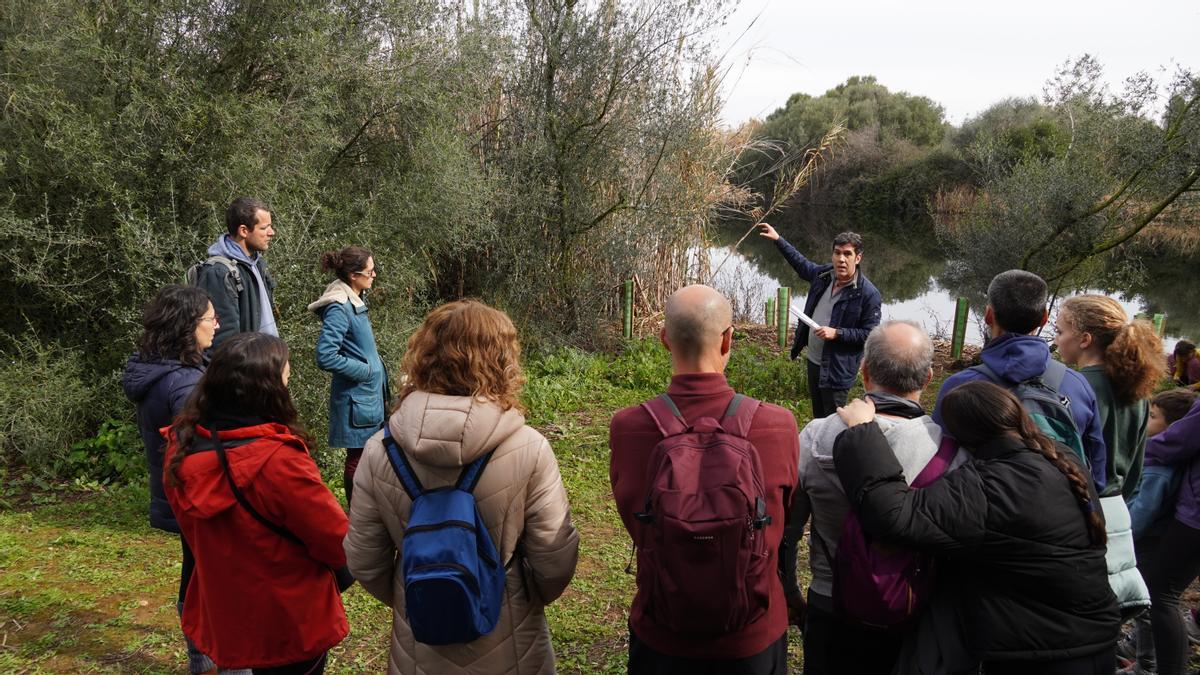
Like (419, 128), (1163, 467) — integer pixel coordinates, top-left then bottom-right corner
(57, 420), (143, 485)
(0, 342), (102, 473)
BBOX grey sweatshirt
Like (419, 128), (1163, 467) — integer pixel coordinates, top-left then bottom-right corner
(793, 411), (968, 598)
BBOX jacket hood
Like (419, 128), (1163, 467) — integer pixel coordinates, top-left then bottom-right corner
(122, 354), (186, 403)
(980, 333), (1052, 384)
(389, 391), (527, 469)
(307, 279), (364, 315)
(208, 234), (258, 265)
(169, 423), (297, 520)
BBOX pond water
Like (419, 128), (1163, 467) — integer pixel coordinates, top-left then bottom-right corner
(707, 209), (1199, 351)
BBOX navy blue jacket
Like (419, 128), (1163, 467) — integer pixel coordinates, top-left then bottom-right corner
(122, 355), (204, 533)
(932, 333), (1108, 491)
(775, 236), (882, 389)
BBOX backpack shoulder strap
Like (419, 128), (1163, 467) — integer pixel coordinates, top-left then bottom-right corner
(720, 393), (761, 439)
(210, 425), (303, 546)
(969, 362), (1002, 384)
(456, 450), (495, 493)
(206, 255), (244, 293)
(381, 425), (424, 501)
(911, 435), (959, 488)
(641, 394), (689, 437)
(1041, 359), (1068, 393)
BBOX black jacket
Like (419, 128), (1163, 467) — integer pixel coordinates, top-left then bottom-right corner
(833, 423), (1120, 662)
(122, 355), (205, 533)
(195, 249), (277, 349)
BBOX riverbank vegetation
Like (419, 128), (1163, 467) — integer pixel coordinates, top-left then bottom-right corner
(740, 59), (1199, 303)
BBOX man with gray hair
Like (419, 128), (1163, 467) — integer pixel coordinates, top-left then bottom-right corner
(781, 320), (966, 675)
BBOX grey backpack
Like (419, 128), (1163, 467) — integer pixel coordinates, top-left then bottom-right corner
(185, 255), (244, 293)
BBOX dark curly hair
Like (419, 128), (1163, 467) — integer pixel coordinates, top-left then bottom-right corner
(319, 246), (372, 284)
(167, 333), (311, 486)
(136, 285), (210, 366)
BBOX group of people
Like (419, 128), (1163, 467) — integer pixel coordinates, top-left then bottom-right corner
(123, 198), (580, 674)
(118, 199), (1200, 675)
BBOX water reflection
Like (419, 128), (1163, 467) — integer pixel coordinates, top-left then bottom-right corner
(709, 208), (1197, 350)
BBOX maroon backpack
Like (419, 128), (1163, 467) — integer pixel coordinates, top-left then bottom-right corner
(633, 393), (773, 636)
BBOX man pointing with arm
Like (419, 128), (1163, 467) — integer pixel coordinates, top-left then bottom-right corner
(759, 223), (882, 420)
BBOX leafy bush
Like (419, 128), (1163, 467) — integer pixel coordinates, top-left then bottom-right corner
(0, 342), (103, 472)
(57, 421), (143, 485)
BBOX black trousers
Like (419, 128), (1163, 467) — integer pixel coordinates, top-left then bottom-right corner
(628, 629), (787, 675)
(1145, 519), (1200, 675)
(806, 359), (848, 420)
(253, 652), (327, 675)
(343, 447), (364, 506)
(802, 592), (903, 675)
(982, 647), (1115, 674)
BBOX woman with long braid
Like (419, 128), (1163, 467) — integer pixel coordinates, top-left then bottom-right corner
(833, 380), (1119, 674)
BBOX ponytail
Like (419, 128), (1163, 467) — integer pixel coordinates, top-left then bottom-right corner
(319, 246), (372, 284)
(1060, 295), (1165, 406)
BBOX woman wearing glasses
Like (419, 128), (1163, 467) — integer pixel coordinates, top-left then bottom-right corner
(309, 246), (388, 505)
(122, 284), (222, 674)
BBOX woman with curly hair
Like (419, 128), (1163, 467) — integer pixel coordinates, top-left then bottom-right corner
(345, 299), (580, 674)
(308, 245), (387, 506)
(122, 284), (222, 674)
(1054, 295), (1165, 500)
(164, 333), (349, 674)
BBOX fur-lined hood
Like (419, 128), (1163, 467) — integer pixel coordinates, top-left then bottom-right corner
(307, 279), (364, 315)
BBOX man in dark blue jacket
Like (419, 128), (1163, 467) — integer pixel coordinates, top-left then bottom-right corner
(759, 224), (882, 419)
(194, 197), (278, 349)
(933, 269), (1108, 490)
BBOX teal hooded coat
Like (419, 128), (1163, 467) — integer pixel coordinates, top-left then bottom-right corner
(310, 280), (388, 448)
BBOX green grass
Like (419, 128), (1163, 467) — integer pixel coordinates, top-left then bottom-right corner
(1, 338), (821, 673)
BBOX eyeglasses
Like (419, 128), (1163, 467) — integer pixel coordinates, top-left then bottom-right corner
(199, 314), (219, 325)
(353, 268), (377, 278)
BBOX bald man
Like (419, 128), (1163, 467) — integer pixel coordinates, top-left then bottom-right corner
(609, 285), (799, 674)
(783, 320), (966, 675)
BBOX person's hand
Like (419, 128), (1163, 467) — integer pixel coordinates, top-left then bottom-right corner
(837, 397), (876, 427)
(815, 326), (838, 341)
(786, 590), (807, 630)
(757, 222), (780, 240)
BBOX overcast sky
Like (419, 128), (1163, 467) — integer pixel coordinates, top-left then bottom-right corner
(713, 0), (1200, 126)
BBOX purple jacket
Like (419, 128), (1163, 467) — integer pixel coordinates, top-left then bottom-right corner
(1144, 398), (1200, 530)
(933, 333), (1108, 491)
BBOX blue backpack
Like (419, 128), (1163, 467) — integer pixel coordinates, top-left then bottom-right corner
(381, 427), (505, 645)
(970, 359), (1087, 463)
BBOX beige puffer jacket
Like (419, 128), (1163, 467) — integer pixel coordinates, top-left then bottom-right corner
(345, 391), (580, 675)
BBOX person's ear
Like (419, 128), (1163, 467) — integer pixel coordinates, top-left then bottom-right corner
(1039, 309), (1049, 328)
(860, 361), (871, 389)
(659, 327), (671, 353)
(1079, 332), (1094, 350)
(924, 367), (933, 389)
(720, 327), (733, 356)
(984, 305), (995, 327)
(237, 223), (250, 240)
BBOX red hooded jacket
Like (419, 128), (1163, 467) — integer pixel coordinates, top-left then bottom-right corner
(163, 423), (349, 669)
